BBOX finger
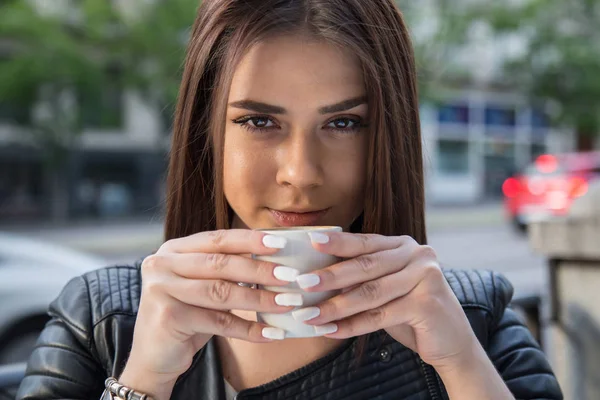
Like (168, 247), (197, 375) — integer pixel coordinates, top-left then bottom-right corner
(297, 262), (423, 325)
(318, 264), (444, 339)
(162, 253), (299, 286)
(175, 306), (285, 342)
(308, 231), (414, 258)
(167, 278), (302, 313)
(158, 229), (287, 255)
(317, 295), (414, 339)
(297, 245), (413, 292)
(207, 311), (286, 342)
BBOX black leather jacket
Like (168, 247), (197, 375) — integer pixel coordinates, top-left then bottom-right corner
(17, 259), (562, 399)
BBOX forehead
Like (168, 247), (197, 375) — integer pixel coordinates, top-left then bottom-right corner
(228, 35), (365, 104)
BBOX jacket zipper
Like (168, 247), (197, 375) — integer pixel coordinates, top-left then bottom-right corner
(418, 357), (441, 400)
(434, 371), (449, 400)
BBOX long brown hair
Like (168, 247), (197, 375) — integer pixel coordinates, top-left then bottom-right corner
(165, 0), (426, 360)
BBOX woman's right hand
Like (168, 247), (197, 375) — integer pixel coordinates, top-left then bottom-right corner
(118, 229), (298, 399)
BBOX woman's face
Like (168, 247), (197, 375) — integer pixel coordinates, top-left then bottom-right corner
(224, 34), (368, 231)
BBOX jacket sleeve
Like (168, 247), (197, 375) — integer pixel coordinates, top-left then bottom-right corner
(16, 276), (107, 400)
(488, 307), (563, 400)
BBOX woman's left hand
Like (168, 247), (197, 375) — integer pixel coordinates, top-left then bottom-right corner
(294, 231), (480, 371)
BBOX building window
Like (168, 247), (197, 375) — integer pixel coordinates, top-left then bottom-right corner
(0, 158), (43, 220)
(483, 141), (516, 197)
(531, 108), (549, 129)
(437, 140), (469, 174)
(76, 157), (137, 218)
(438, 103), (469, 125)
(485, 105), (516, 127)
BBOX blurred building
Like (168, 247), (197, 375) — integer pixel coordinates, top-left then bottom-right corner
(421, 88), (575, 204)
(410, 0), (577, 205)
(0, 92), (169, 222)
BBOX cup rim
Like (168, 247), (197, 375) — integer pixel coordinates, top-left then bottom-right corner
(255, 226), (342, 232)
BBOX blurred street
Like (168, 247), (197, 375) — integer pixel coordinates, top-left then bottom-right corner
(426, 202), (546, 300)
(429, 225), (545, 301)
(2, 202), (546, 301)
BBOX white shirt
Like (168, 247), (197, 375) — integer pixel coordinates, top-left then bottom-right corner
(224, 378), (239, 399)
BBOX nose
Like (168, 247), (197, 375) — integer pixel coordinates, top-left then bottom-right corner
(276, 131), (324, 189)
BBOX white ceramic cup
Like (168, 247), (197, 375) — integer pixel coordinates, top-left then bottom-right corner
(253, 226), (342, 338)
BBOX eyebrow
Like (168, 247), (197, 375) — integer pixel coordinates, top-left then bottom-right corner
(228, 95), (367, 115)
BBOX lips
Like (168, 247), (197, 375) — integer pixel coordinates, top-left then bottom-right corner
(269, 208), (329, 227)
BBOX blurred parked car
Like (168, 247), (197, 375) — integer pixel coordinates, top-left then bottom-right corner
(0, 233), (105, 365)
(503, 151), (600, 231)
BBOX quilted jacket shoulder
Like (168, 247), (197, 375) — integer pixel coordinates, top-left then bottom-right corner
(84, 263), (142, 327)
(444, 269), (512, 319)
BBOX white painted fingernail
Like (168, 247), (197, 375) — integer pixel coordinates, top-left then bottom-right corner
(275, 293), (303, 306)
(292, 307), (320, 321)
(308, 232), (329, 244)
(314, 323), (338, 335)
(262, 327), (285, 340)
(263, 235), (287, 249)
(296, 274), (320, 289)
(273, 266), (300, 282)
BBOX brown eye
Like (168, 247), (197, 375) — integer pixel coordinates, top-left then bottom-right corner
(326, 117), (361, 131)
(249, 116), (273, 128)
(232, 115), (278, 132)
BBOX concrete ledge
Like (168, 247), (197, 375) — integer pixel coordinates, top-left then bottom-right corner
(529, 217), (600, 259)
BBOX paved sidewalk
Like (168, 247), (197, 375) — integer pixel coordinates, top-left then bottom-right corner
(426, 201), (505, 232)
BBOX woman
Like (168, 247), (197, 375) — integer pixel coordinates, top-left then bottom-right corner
(17, 0), (562, 399)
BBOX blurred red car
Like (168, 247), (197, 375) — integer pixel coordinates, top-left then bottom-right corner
(503, 151), (600, 231)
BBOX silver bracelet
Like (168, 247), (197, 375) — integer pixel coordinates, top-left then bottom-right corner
(104, 377), (154, 400)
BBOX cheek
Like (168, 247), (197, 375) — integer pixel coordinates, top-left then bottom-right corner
(224, 148), (252, 198)
(323, 141), (368, 217)
(334, 142), (367, 194)
(223, 138), (271, 207)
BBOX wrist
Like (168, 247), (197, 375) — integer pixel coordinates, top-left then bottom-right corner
(433, 339), (486, 377)
(118, 366), (178, 400)
(433, 341), (514, 400)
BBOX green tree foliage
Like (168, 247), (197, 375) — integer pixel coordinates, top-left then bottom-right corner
(0, 0), (198, 219)
(396, 0), (476, 101)
(106, 0), (199, 129)
(0, 0), (108, 159)
(466, 0), (600, 146)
